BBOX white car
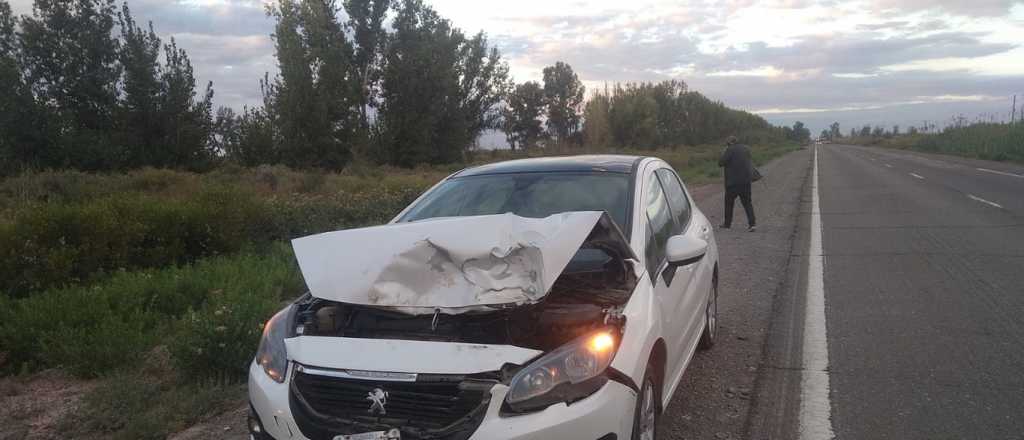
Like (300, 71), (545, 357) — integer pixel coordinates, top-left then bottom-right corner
(248, 155), (720, 440)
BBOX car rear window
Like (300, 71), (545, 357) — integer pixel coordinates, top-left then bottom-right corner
(399, 172), (632, 235)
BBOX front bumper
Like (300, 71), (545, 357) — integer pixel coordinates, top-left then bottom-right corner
(248, 361), (638, 440)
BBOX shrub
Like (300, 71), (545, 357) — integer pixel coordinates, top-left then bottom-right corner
(169, 246), (305, 381)
(0, 245), (304, 377)
(0, 187), (271, 297)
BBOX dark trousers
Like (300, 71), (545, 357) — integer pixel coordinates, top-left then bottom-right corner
(724, 183), (755, 227)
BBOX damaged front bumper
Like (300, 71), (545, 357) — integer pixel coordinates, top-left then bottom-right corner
(249, 360), (637, 440)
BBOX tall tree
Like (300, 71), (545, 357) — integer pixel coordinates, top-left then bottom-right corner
(829, 121), (842, 140)
(542, 61), (584, 143)
(791, 121), (810, 143)
(118, 4), (213, 169)
(608, 82), (658, 148)
(117, 3), (161, 166)
(502, 81), (545, 150)
(582, 86), (612, 148)
(19, 0), (122, 169)
(377, 0), (507, 166)
(226, 76), (279, 166)
(268, 0), (358, 169)
(344, 0), (390, 139)
(157, 37), (214, 168)
(457, 32), (510, 142)
(0, 0), (47, 174)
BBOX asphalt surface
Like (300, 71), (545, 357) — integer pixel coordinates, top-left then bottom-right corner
(748, 144), (1024, 440)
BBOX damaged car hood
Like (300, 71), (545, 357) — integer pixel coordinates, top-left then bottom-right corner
(292, 211), (616, 314)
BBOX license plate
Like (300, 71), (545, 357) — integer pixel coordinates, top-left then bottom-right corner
(333, 429), (400, 440)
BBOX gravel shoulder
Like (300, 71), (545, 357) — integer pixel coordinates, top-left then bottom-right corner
(658, 147), (812, 440)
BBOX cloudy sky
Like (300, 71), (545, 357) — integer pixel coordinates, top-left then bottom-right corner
(10, 0), (1024, 134)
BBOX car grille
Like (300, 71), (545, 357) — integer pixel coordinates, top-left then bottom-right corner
(289, 365), (492, 440)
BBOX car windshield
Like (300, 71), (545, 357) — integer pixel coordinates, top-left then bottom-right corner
(399, 172), (632, 236)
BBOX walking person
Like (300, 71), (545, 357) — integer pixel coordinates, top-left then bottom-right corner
(718, 136), (758, 231)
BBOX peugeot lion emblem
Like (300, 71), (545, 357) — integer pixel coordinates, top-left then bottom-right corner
(367, 388), (388, 415)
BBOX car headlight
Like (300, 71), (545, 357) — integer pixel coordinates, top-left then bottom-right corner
(505, 329), (619, 412)
(255, 305), (294, 383)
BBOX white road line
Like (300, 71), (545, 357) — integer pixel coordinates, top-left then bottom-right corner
(800, 146), (835, 440)
(976, 167), (1024, 179)
(884, 164), (893, 168)
(910, 173), (925, 180)
(968, 194), (1004, 209)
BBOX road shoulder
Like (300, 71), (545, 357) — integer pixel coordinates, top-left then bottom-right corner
(659, 148), (813, 440)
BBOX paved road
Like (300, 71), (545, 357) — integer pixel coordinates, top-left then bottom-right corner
(751, 144), (1024, 439)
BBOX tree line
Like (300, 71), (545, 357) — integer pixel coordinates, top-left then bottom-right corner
(0, 0), (212, 174)
(1, 0), (806, 176)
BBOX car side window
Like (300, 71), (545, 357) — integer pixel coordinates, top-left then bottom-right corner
(656, 168), (692, 233)
(644, 172), (674, 280)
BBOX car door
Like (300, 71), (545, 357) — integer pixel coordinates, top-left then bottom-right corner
(641, 168), (692, 380)
(656, 168), (713, 356)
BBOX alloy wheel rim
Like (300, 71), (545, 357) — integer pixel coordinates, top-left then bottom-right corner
(640, 379), (656, 440)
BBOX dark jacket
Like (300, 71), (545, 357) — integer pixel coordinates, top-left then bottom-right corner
(718, 143), (754, 186)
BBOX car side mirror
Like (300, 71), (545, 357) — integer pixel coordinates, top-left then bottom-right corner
(666, 234), (707, 267)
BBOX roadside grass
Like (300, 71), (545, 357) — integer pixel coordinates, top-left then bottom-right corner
(849, 123), (1024, 164)
(0, 141), (799, 438)
(0, 244), (304, 378)
(57, 368), (245, 440)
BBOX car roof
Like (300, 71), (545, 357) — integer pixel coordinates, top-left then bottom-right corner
(453, 154), (646, 178)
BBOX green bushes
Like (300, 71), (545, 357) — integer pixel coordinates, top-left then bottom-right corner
(855, 123), (1024, 164)
(0, 168), (433, 298)
(0, 188), (265, 296)
(915, 123), (1024, 163)
(0, 245), (304, 378)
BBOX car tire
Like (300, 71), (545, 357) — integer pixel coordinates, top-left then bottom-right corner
(631, 360), (660, 440)
(698, 275), (718, 350)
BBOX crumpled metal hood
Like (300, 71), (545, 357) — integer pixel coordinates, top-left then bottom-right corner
(292, 211), (606, 314)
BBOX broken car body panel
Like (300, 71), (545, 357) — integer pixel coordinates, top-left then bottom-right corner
(249, 156), (720, 440)
(283, 336), (542, 375)
(292, 211), (633, 314)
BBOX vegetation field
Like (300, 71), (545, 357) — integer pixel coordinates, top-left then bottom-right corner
(848, 122), (1024, 164)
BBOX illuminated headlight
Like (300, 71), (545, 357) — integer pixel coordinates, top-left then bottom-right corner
(255, 305), (294, 383)
(505, 329), (620, 412)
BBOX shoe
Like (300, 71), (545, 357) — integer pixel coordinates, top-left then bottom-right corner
(748, 225), (757, 232)
(719, 224), (730, 229)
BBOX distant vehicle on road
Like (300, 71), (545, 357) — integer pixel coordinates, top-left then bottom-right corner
(248, 155), (721, 440)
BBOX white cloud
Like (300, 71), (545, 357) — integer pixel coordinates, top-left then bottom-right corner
(879, 47), (1024, 75)
(708, 66), (784, 77)
(832, 73), (879, 78)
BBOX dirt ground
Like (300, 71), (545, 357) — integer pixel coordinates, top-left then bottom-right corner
(0, 370), (97, 440)
(167, 403), (249, 440)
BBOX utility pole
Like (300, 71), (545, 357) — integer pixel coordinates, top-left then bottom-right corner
(1012, 94), (1017, 124)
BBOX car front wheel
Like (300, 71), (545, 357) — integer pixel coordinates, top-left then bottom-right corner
(632, 362), (659, 440)
(699, 276), (718, 350)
